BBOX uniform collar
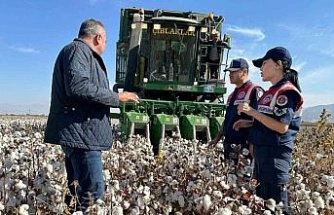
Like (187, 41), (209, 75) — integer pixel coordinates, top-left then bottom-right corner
(270, 78), (288, 89)
(236, 80), (251, 89)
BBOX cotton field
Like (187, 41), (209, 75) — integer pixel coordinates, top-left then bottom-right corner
(0, 115), (333, 215)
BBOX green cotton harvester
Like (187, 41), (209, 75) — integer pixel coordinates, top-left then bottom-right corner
(112, 8), (232, 154)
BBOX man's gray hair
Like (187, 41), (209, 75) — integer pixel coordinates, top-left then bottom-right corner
(78, 18), (105, 38)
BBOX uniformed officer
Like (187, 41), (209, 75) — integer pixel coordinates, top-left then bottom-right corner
(237, 47), (303, 215)
(209, 58), (263, 169)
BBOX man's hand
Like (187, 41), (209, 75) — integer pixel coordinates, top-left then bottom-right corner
(237, 102), (254, 116)
(232, 119), (253, 131)
(118, 92), (139, 104)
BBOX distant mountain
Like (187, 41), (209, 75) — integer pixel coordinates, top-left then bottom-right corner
(302, 104), (334, 123)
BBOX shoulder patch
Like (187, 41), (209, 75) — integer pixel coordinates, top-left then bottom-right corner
(277, 95), (288, 106)
(256, 88), (264, 100)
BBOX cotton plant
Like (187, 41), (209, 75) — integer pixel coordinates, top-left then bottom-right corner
(1, 117), (334, 214)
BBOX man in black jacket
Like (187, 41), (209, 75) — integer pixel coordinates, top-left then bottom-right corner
(44, 19), (138, 212)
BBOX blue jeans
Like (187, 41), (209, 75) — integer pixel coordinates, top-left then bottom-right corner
(62, 146), (104, 212)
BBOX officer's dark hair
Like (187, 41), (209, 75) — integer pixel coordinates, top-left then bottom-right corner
(283, 67), (302, 92)
(78, 19), (104, 38)
(273, 59), (302, 92)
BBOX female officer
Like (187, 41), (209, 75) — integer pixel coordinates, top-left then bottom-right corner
(237, 47), (303, 214)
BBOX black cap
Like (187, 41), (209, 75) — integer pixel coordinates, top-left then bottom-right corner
(225, 58), (249, 72)
(252, 47), (292, 68)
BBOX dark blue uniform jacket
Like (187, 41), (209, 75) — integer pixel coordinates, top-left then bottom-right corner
(223, 81), (261, 143)
(249, 79), (303, 183)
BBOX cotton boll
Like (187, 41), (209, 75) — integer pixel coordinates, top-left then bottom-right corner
(216, 143), (224, 149)
(165, 175), (173, 184)
(207, 186), (213, 194)
(17, 189), (27, 203)
(111, 205), (124, 215)
(305, 198), (315, 209)
(220, 181), (230, 190)
(326, 196), (334, 209)
(241, 148), (249, 156)
(111, 180), (120, 191)
(216, 207), (232, 215)
(178, 194), (185, 208)
(203, 194), (212, 211)
(162, 204), (172, 215)
(18, 204), (29, 215)
(13, 131), (22, 138)
(86, 204), (108, 215)
(307, 206), (318, 215)
(215, 176), (223, 183)
(315, 153), (324, 160)
(0, 202), (4, 211)
(137, 195), (145, 209)
(265, 198), (276, 212)
(326, 177), (334, 189)
(148, 172), (154, 182)
(202, 168), (211, 179)
(14, 180), (27, 190)
(296, 188), (311, 200)
(143, 186), (150, 196)
(314, 196), (325, 209)
(227, 174), (237, 186)
(53, 195), (62, 203)
(95, 198), (105, 206)
(2, 135), (11, 143)
(34, 132), (42, 139)
(45, 163), (53, 173)
(121, 200), (130, 210)
(4, 159), (13, 169)
(12, 164), (21, 173)
(238, 205), (252, 215)
(136, 184), (144, 193)
(311, 191), (320, 199)
(212, 190), (223, 201)
(262, 210), (272, 215)
(170, 179), (179, 187)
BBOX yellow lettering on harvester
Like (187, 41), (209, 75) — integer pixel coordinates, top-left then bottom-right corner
(153, 28), (195, 36)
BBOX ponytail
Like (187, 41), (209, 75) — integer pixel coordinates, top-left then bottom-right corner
(284, 68), (302, 92)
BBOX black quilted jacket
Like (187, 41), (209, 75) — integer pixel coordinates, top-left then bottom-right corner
(44, 39), (119, 150)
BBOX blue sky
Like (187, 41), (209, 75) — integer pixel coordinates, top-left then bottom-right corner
(1, 0), (333, 114)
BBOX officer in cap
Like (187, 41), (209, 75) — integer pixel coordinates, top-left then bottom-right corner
(237, 47), (303, 215)
(210, 58), (264, 176)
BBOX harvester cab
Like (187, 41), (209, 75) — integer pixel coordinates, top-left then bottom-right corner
(112, 8), (232, 154)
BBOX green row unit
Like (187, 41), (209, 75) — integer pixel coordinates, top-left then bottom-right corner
(114, 99), (225, 153)
(120, 111), (150, 138)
